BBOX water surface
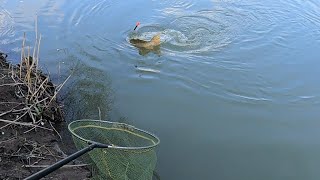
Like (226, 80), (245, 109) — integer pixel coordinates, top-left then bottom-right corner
(1, 0), (320, 179)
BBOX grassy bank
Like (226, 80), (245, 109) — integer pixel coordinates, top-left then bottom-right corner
(0, 40), (90, 179)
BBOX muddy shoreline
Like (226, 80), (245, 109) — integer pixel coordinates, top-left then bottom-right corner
(0, 52), (90, 179)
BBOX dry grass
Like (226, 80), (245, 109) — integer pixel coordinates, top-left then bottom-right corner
(0, 18), (91, 179)
(0, 17), (70, 133)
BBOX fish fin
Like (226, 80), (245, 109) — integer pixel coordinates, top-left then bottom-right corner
(151, 34), (161, 46)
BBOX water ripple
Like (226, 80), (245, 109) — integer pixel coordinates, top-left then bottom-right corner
(151, 3), (284, 55)
(68, 0), (111, 27)
(0, 7), (14, 37)
(155, 0), (195, 10)
(288, 0), (320, 27)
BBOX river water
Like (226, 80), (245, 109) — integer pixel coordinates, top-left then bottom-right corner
(1, 0), (320, 179)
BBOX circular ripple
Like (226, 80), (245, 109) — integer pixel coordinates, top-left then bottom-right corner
(127, 10), (238, 54)
(127, 2), (281, 55)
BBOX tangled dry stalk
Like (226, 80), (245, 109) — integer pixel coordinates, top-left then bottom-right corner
(0, 18), (93, 179)
(0, 18), (71, 134)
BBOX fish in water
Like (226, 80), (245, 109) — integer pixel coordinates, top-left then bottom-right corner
(130, 34), (161, 50)
(130, 34), (161, 56)
(134, 65), (160, 73)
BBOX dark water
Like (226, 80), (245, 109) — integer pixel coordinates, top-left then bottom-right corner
(1, 0), (320, 179)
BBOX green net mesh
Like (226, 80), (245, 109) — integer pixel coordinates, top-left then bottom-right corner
(68, 120), (160, 180)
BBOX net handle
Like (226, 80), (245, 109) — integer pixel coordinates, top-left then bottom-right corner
(25, 142), (109, 180)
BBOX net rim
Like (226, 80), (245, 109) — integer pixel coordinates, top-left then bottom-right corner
(68, 119), (160, 150)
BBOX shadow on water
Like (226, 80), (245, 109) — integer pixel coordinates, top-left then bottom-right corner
(57, 61), (163, 179)
(62, 61), (114, 123)
(134, 45), (161, 56)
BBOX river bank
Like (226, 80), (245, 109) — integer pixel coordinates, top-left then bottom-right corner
(0, 52), (90, 179)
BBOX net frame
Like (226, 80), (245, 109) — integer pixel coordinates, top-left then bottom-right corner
(68, 119), (160, 179)
(68, 119), (160, 150)
(26, 119), (160, 180)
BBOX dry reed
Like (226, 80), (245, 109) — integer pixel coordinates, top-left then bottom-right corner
(0, 16), (70, 133)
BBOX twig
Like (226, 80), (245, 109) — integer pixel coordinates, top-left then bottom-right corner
(30, 76), (48, 100)
(26, 46), (31, 91)
(48, 74), (71, 105)
(0, 137), (16, 144)
(0, 73), (5, 79)
(0, 82), (24, 87)
(23, 164), (89, 168)
(20, 32), (26, 78)
(28, 109), (36, 124)
(23, 126), (36, 134)
(49, 120), (62, 140)
(36, 34), (41, 72)
(43, 146), (58, 161)
(4, 153), (46, 160)
(0, 97), (48, 129)
(0, 107), (29, 117)
(0, 108), (15, 118)
(24, 119), (44, 133)
(0, 108), (29, 129)
(32, 15), (38, 66)
(0, 102), (25, 105)
(31, 158), (44, 166)
(0, 119), (52, 131)
(12, 75), (25, 98)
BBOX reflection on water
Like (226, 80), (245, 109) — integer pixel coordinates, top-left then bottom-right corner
(1, 0), (320, 179)
(62, 61), (114, 121)
(135, 45), (161, 56)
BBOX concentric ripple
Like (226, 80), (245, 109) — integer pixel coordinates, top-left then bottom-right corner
(126, 12), (233, 54)
(129, 3), (280, 55)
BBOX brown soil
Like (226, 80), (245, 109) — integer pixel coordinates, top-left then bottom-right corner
(0, 52), (91, 180)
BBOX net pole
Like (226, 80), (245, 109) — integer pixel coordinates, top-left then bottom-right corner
(25, 143), (98, 180)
